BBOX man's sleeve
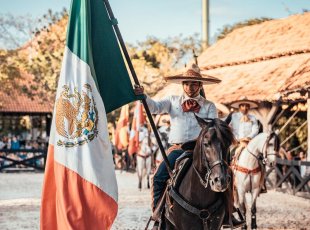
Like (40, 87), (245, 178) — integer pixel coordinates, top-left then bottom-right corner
(145, 95), (171, 114)
(230, 113), (239, 140)
(249, 116), (259, 139)
(208, 103), (218, 119)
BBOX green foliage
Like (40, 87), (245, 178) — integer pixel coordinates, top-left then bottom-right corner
(1, 10), (202, 125)
(128, 35), (202, 96)
(216, 17), (272, 41)
(0, 9), (68, 101)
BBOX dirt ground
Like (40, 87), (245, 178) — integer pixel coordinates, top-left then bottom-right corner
(0, 171), (309, 230)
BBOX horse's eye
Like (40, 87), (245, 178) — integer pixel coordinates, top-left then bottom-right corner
(203, 141), (210, 147)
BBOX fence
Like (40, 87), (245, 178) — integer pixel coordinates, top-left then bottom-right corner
(0, 149), (47, 171)
(266, 158), (310, 195)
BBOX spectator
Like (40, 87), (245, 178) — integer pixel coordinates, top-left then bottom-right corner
(25, 141), (32, 150)
(299, 151), (307, 178)
(0, 137), (5, 149)
(11, 136), (20, 150)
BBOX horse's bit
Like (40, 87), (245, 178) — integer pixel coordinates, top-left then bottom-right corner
(248, 132), (278, 164)
(193, 126), (225, 188)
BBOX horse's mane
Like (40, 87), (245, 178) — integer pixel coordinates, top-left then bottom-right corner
(211, 118), (236, 151)
(266, 132), (280, 152)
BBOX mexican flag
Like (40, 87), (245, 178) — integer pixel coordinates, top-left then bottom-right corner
(40, 0), (142, 229)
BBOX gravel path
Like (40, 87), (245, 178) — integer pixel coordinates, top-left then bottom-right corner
(0, 171), (309, 230)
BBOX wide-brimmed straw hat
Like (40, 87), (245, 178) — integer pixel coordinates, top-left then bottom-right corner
(164, 64), (221, 85)
(230, 96), (258, 109)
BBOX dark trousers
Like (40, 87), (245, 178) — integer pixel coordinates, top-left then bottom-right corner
(152, 149), (184, 210)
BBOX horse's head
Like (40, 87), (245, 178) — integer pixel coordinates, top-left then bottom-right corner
(262, 131), (280, 167)
(194, 116), (235, 192)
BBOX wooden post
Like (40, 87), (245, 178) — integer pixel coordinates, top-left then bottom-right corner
(251, 102), (278, 132)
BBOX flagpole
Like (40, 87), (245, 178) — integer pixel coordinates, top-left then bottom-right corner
(103, 0), (172, 175)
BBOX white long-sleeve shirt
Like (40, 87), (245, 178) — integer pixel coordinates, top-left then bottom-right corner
(146, 94), (217, 144)
(230, 112), (259, 140)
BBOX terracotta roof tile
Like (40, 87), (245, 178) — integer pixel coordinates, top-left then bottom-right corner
(156, 13), (310, 104)
(0, 73), (53, 113)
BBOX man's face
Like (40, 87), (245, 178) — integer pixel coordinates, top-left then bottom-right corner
(182, 81), (201, 98)
(239, 103), (250, 114)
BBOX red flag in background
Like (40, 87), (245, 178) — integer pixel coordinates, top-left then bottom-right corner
(114, 105), (129, 151)
(128, 101), (146, 155)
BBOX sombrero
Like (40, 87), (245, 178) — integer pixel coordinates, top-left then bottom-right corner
(230, 96), (258, 109)
(164, 64), (221, 85)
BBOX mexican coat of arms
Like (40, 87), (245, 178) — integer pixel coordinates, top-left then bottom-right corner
(55, 84), (99, 147)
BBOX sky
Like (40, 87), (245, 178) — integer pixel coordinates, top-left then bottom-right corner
(0, 0), (309, 47)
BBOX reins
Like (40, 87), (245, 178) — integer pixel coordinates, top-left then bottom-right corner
(193, 125), (226, 188)
(166, 118), (230, 228)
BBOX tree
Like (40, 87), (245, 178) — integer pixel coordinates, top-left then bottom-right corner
(215, 18), (272, 41)
(128, 34), (202, 96)
(0, 9), (68, 100)
(0, 10), (202, 127)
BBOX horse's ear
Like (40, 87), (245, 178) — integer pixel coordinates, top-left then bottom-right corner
(224, 112), (233, 124)
(194, 114), (207, 128)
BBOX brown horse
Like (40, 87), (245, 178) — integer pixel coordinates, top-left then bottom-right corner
(161, 117), (235, 230)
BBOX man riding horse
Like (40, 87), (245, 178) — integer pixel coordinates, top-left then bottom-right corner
(229, 97), (267, 193)
(229, 96), (259, 158)
(134, 64), (245, 229)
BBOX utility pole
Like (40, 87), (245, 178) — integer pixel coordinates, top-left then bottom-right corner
(202, 0), (209, 50)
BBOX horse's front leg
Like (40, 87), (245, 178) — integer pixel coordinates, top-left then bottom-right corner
(251, 201), (257, 230)
(136, 157), (142, 190)
(147, 157), (152, 189)
(147, 174), (150, 189)
(250, 189), (260, 230)
(238, 190), (247, 230)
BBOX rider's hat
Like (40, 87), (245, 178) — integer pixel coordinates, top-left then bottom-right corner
(230, 96), (258, 109)
(164, 64), (221, 85)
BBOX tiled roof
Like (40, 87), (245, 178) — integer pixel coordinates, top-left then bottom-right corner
(156, 13), (310, 104)
(0, 73), (53, 113)
(196, 13), (310, 103)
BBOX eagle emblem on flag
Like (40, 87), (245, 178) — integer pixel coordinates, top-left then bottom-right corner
(55, 83), (99, 147)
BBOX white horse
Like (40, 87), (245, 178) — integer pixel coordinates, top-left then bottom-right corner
(153, 125), (170, 168)
(232, 132), (279, 230)
(137, 136), (152, 190)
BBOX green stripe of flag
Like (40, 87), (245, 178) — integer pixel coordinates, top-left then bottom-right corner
(66, 0), (143, 113)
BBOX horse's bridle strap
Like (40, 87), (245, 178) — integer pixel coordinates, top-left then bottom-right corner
(232, 164), (261, 174)
(169, 187), (223, 220)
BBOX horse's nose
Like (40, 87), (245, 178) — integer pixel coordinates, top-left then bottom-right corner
(214, 175), (227, 186)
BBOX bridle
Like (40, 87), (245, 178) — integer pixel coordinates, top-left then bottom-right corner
(193, 125), (226, 188)
(247, 132), (279, 164)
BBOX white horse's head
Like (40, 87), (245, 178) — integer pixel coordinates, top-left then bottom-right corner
(260, 132), (280, 167)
